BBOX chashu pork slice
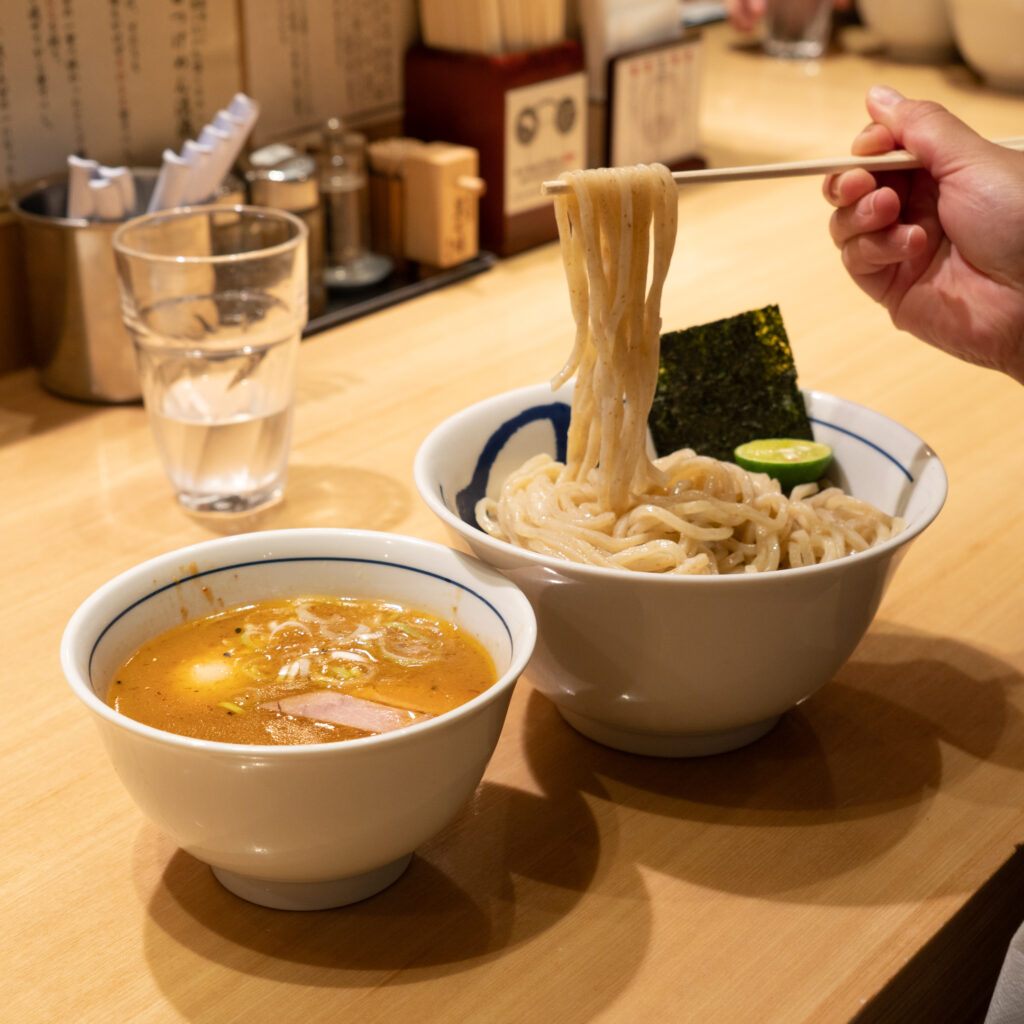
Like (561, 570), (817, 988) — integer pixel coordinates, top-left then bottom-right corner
(262, 690), (431, 734)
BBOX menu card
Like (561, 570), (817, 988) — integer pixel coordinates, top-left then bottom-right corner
(239, 0), (416, 145)
(607, 35), (703, 169)
(0, 0), (240, 198)
(0, 0), (416, 201)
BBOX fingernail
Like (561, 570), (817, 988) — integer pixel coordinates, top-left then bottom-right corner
(868, 84), (905, 109)
(901, 224), (925, 252)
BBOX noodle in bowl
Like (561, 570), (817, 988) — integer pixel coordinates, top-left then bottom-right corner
(414, 381), (947, 756)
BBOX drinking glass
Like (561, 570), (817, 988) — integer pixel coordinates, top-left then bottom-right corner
(764, 0), (833, 58)
(113, 206), (308, 514)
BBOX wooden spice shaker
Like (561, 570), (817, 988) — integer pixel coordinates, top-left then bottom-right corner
(402, 142), (486, 269)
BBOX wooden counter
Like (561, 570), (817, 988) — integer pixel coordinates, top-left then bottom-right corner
(5, 21), (1024, 1023)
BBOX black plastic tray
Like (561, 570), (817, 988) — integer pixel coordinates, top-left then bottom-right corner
(303, 251), (497, 337)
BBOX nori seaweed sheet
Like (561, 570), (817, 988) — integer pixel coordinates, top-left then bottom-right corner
(649, 305), (812, 462)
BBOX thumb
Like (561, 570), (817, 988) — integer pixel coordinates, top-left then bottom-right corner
(864, 85), (993, 178)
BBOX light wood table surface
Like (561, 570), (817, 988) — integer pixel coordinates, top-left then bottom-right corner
(5, 21), (1024, 1024)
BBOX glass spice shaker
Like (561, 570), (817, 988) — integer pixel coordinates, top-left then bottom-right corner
(246, 146), (326, 318)
(319, 118), (392, 289)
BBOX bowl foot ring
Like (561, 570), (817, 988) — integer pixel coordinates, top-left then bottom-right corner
(558, 708), (780, 757)
(211, 853), (413, 910)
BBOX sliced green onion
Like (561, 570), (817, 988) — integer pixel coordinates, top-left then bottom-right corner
(390, 621), (429, 641)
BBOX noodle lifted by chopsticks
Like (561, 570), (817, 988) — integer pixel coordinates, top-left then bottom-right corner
(476, 164), (902, 573)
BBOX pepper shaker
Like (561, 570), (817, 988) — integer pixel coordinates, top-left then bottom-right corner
(319, 119), (392, 289)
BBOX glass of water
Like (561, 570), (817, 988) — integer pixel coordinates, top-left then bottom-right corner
(763, 0), (833, 58)
(113, 206), (308, 514)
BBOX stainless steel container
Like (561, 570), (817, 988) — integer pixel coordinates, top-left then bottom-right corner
(10, 171), (244, 404)
(10, 177), (153, 403)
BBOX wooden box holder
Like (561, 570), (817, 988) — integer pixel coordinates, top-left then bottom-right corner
(403, 41), (587, 257)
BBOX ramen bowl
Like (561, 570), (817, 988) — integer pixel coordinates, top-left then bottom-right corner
(414, 383), (947, 757)
(948, 0), (1024, 93)
(857, 0), (956, 63)
(61, 528), (536, 910)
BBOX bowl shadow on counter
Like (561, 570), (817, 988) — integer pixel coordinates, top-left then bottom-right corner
(141, 751), (651, 1008)
(137, 623), (1020, 1009)
(519, 622), (1024, 904)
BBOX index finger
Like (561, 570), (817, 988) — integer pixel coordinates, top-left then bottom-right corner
(822, 166), (877, 209)
(851, 121), (898, 157)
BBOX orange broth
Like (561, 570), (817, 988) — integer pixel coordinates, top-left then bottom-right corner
(106, 596), (497, 745)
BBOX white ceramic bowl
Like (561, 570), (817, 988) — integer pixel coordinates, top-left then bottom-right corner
(948, 0), (1024, 93)
(414, 383), (947, 758)
(61, 528), (536, 910)
(857, 0), (956, 63)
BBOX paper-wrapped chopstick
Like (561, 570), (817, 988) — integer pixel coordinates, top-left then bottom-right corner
(66, 156), (99, 219)
(64, 92), (261, 220)
(99, 166), (136, 213)
(146, 150), (190, 213)
(148, 92), (259, 213)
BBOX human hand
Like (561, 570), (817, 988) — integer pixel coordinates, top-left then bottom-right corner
(725, 0), (766, 32)
(824, 85), (1024, 384)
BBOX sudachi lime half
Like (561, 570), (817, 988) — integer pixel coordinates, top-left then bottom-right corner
(733, 438), (834, 489)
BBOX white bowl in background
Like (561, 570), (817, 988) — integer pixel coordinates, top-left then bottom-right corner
(857, 0), (956, 63)
(948, 0), (1024, 92)
(61, 528), (536, 910)
(415, 383), (947, 758)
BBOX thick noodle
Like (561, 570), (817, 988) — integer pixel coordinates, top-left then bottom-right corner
(476, 163), (903, 574)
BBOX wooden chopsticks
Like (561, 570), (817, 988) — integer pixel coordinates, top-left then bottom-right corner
(540, 137), (1024, 196)
(419, 0), (566, 56)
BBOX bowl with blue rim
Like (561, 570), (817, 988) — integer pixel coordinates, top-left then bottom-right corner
(414, 383), (947, 757)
